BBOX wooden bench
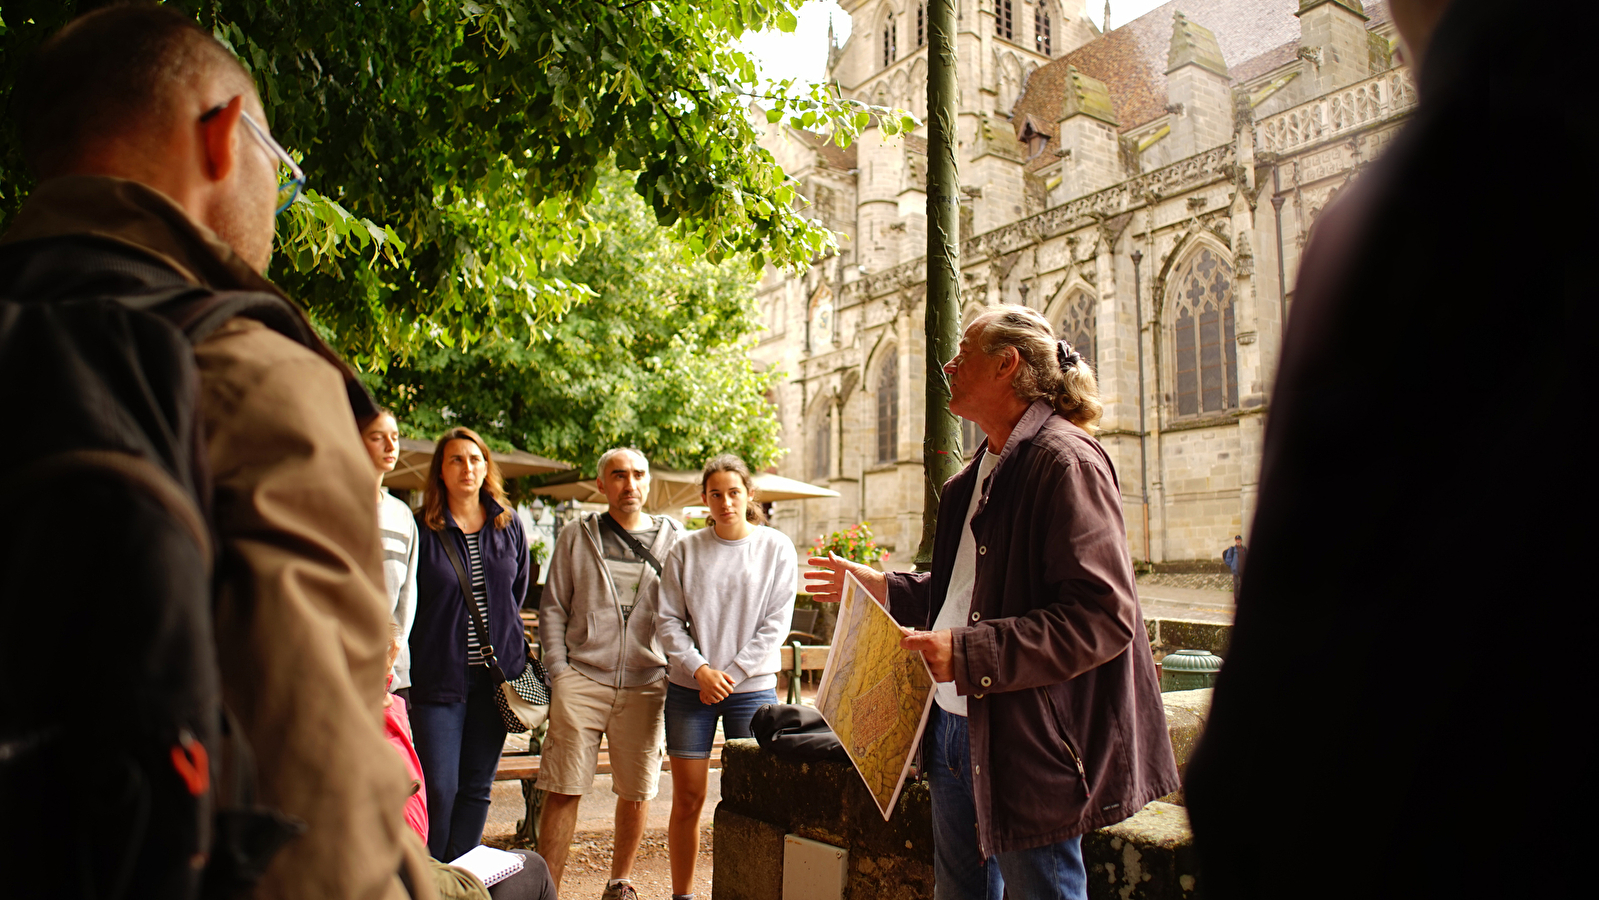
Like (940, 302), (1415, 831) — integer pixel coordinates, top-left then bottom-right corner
(496, 737), (727, 845)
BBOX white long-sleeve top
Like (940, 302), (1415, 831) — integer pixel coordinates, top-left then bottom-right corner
(657, 524), (797, 693)
(378, 490), (420, 689)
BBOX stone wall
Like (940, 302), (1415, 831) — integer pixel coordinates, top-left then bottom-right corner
(713, 689), (1217, 900)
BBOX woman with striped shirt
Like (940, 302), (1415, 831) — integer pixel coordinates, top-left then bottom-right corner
(410, 427), (532, 861)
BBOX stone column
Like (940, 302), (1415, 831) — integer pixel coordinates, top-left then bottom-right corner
(1230, 183), (1266, 541)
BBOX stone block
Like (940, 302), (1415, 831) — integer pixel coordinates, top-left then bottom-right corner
(713, 807), (786, 900)
(716, 739), (935, 900)
(1153, 618), (1231, 658)
(1161, 689), (1212, 773)
(1157, 688), (1213, 804)
(1083, 802), (1201, 900)
(716, 710), (1213, 900)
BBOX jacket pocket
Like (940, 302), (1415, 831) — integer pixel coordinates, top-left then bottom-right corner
(1043, 690), (1091, 796)
(572, 611), (596, 650)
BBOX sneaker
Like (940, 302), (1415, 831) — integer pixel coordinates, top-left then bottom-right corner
(599, 882), (638, 900)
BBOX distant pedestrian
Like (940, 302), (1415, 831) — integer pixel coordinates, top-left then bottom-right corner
(657, 455), (797, 900)
(410, 427), (532, 862)
(537, 447), (685, 898)
(363, 409), (421, 707)
(1222, 535), (1245, 601)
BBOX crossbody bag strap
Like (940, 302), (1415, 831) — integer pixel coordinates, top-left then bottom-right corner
(599, 512), (663, 576)
(436, 529), (499, 668)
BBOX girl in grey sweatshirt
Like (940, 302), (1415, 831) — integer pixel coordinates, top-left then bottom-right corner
(657, 455), (796, 900)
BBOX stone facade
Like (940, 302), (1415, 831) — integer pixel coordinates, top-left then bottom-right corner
(753, 0), (1414, 565)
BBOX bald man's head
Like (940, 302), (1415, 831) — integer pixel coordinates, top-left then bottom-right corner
(16, 3), (256, 179)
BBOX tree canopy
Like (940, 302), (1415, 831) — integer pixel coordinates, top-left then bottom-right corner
(384, 166), (781, 475)
(0, 0), (912, 369)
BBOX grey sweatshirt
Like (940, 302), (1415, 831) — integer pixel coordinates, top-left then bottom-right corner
(541, 512), (684, 688)
(657, 525), (797, 693)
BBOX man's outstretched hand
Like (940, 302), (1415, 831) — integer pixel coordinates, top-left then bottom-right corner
(901, 630), (955, 682)
(804, 552), (888, 604)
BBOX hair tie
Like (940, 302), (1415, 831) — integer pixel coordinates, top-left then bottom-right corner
(1057, 340), (1082, 372)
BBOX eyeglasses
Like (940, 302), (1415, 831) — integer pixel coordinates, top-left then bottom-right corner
(201, 105), (306, 215)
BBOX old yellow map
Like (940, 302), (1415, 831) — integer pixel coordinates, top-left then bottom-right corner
(815, 572), (935, 819)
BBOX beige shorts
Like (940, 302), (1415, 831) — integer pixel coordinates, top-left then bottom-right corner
(535, 667), (666, 801)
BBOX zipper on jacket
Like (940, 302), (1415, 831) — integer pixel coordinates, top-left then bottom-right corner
(1062, 735), (1091, 797)
(1046, 695), (1092, 797)
(577, 517), (629, 689)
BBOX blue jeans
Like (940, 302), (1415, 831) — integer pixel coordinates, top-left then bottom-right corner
(411, 666), (508, 860)
(925, 706), (1087, 900)
(664, 682), (777, 758)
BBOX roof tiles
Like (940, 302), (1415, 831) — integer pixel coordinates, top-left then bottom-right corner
(1012, 0), (1308, 137)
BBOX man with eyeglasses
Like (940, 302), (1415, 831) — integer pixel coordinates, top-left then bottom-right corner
(0, 6), (433, 899)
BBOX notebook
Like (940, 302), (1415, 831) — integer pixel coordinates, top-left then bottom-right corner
(449, 845), (524, 887)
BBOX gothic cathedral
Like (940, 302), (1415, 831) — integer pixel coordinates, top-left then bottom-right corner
(753, 0), (1412, 565)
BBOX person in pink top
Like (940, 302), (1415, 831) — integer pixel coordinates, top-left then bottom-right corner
(383, 627), (430, 843)
(382, 627), (558, 899)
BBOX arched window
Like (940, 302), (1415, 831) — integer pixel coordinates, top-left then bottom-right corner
(1057, 289), (1096, 369)
(883, 15), (897, 67)
(1171, 247), (1239, 416)
(917, 3), (927, 47)
(812, 405), (833, 480)
(1036, 8), (1052, 56)
(996, 0), (1014, 41)
(876, 350), (899, 463)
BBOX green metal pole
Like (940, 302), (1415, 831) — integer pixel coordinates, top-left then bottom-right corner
(915, 0), (962, 571)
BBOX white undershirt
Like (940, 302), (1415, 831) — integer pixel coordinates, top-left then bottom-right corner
(931, 447), (1001, 716)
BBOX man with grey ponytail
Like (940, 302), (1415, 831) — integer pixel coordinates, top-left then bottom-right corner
(807, 304), (1176, 900)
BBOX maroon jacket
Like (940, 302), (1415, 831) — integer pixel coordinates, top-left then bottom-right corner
(887, 401), (1177, 855)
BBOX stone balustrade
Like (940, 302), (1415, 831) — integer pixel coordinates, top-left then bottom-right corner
(1255, 68), (1417, 155)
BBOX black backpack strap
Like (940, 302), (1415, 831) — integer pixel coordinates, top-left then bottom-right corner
(436, 528), (500, 668)
(599, 512), (663, 576)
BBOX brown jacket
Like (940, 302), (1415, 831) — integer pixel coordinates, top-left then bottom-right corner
(1, 176), (437, 900)
(886, 400), (1177, 855)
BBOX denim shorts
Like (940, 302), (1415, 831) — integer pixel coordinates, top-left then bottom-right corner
(664, 682), (778, 759)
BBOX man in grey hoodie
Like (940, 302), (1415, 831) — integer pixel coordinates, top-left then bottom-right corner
(537, 447), (684, 899)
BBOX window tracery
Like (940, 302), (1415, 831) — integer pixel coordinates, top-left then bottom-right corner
(883, 14), (897, 67)
(813, 405), (833, 480)
(1170, 247), (1239, 416)
(876, 349), (899, 463)
(1057, 289), (1097, 369)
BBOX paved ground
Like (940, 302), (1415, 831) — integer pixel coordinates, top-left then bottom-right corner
(484, 714), (741, 900)
(1136, 582), (1234, 624)
(483, 769), (720, 900)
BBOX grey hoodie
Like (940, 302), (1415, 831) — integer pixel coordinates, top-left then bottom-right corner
(540, 512), (684, 688)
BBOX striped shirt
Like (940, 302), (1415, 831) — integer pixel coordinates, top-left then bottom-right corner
(462, 531), (493, 665)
